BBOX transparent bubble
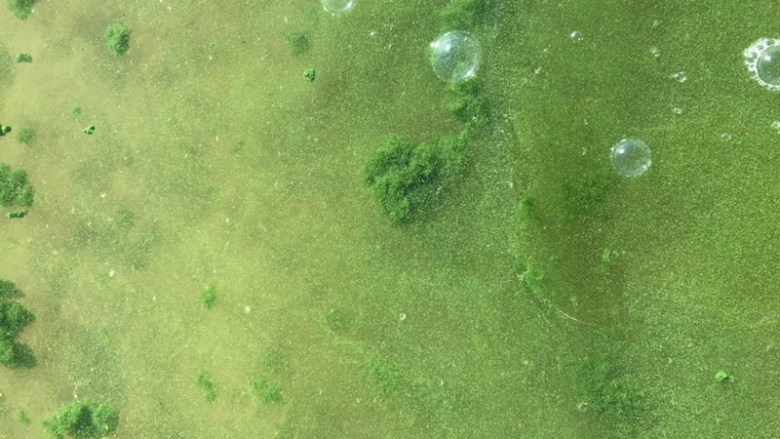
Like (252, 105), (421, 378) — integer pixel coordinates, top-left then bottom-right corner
(720, 132), (733, 142)
(570, 31), (583, 43)
(757, 46), (780, 84)
(429, 31), (481, 84)
(321, 0), (354, 15)
(744, 38), (780, 91)
(610, 138), (651, 178)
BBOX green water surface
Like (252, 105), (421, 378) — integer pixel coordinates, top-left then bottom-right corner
(1, 1), (778, 438)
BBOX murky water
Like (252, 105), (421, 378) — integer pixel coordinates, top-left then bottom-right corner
(2, 1), (780, 438)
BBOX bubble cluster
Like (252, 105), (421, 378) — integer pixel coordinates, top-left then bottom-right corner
(610, 138), (651, 178)
(321, 0), (354, 15)
(744, 38), (780, 91)
(429, 31), (481, 84)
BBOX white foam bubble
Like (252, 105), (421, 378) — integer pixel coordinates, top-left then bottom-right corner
(744, 38), (780, 91)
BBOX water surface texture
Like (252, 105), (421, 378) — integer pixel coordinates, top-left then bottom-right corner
(1, 1), (779, 438)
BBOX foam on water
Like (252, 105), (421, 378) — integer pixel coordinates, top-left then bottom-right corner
(744, 38), (780, 91)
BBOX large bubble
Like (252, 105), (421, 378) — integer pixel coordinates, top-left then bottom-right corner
(321, 0), (354, 15)
(610, 138), (651, 178)
(744, 38), (780, 91)
(429, 31), (481, 84)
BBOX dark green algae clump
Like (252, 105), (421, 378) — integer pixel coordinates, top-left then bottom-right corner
(365, 132), (469, 225)
(42, 400), (119, 439)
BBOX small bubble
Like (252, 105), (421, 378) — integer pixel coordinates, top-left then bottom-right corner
(429, 31), (481, 84)
(610, 138), (651, 178)
(772, 121), (780, 132)
(720, 132), (734, 142)
(321, 0), (353, 15)
(399, 313), (407, 321)
(672, 107), (684, 115)
(671, 71), (687, 83)
(570, 31), (584, 43)
(650, 46), (661, 58)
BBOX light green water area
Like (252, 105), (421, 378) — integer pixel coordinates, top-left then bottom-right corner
(1, 1), (779, 438)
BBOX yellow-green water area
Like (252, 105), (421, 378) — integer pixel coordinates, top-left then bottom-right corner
(1, 0), (778, 438)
